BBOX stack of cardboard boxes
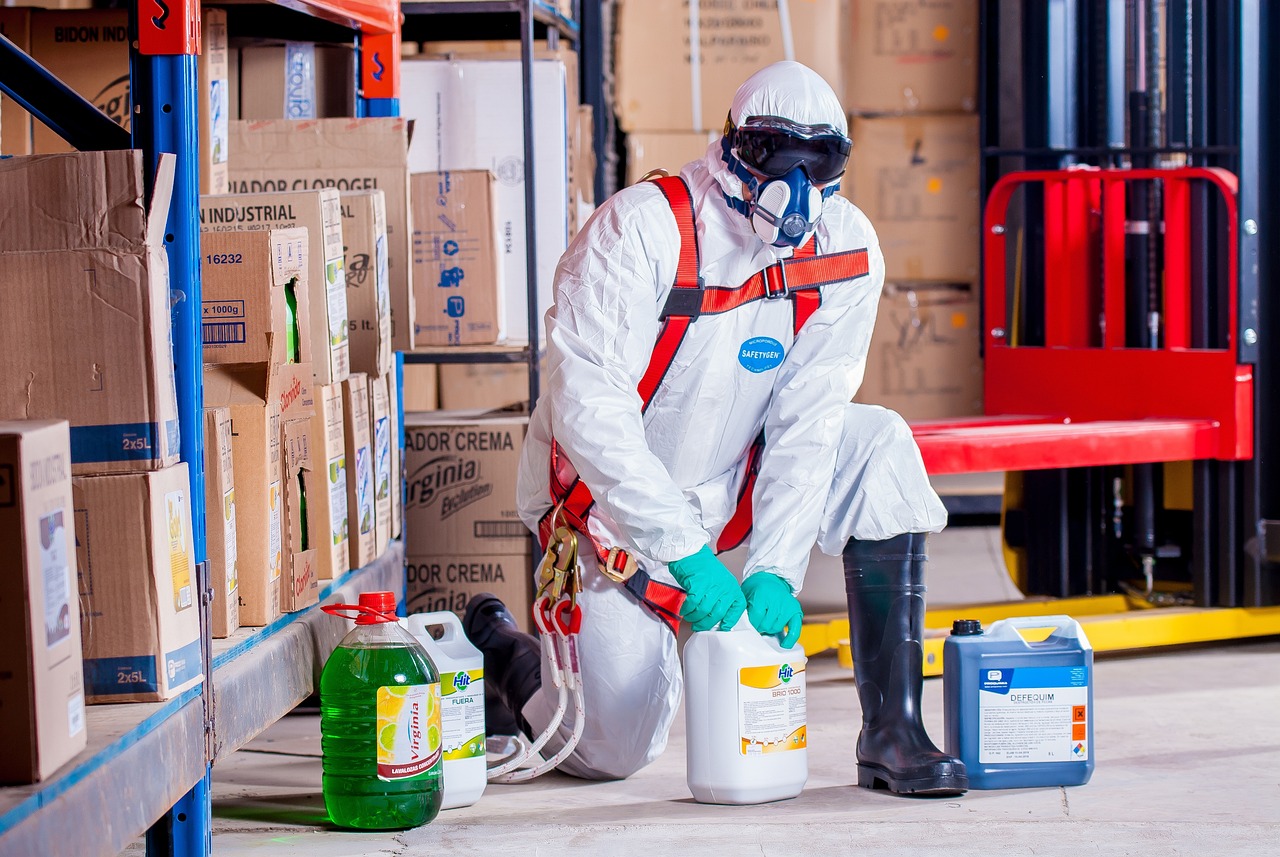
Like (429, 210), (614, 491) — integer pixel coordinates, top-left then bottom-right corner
(392, 40), (586, 416)
(0, 420), (84, 784)
(0, 150), (204, 783)
(841, 0), (982, 420)
(0, 7), (230, 195)
(614, 0), (845, 183)
(399, 48), (576, 349)
(612, 1), (983, 421)
(199, 221), (319, 629)
(403, 411), (533, 630)
(198, 167), (405, 630)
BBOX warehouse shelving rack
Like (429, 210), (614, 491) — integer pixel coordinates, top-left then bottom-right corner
(399, 0), (581, 409)
(0, 2), (406, 855)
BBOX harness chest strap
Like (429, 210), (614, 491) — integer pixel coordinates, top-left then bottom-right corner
(539, 175), (869, 631)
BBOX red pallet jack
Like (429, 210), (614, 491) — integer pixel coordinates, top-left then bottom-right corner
(801, 167), (1280, 672)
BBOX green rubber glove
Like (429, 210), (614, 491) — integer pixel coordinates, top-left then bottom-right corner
(742, 571), (804, 649)
(669, 546), (747, 632)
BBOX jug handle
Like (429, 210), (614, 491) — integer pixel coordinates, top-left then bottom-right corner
(405, 610), (465, 644)
(991, 615), (1087, 644)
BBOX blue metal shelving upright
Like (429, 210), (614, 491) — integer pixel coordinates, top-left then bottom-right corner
(0, 2), (404, 855)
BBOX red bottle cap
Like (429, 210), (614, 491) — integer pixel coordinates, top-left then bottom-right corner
(320, 592), (400, 625)
(356, 591), (397, 624)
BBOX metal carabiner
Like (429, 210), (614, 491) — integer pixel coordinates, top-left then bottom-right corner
(533, 596), (566, 689)
(536, 525), (579, 602)
(552, 597), (583, 691)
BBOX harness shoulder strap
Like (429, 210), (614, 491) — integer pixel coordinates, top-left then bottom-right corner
(651, 176), (701, 290)
(791, 238), (822, 335)
(638, 176), (702, 410)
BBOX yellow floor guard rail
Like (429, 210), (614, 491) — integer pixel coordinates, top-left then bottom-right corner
(798, 597), (1280, 677)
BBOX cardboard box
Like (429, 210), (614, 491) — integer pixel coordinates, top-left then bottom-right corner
(411, 42), (580, 125)
(410, 171), (503, 346)
(229, 43), (241, 120)
(238, 43), (357, 120)
(0, 9), (32, 155)
(30, 10), (130, 153)
(387, 370), (403, 539)
(844, 114), (980, 282)
(402, 59), (569, 345)
(845, 0), (977, 114)
(203, 408), (240, 638)
(200, 188), (350, 385)
(74, 463), (203, 703)
(403, 364), (439, 412)
(856, 281), (983, 420)
(614, 0), (844, 133)
(201, 227), (312, 372)
(199, 8), (230, 195)
(343, 374), (377, 569)
(0, 151), (181, 475)
(280, 418), (319, 612)
(438, 363), (528, 411)
(341, 190), (393, 376)
(0, 420), (85, 783)
(227, 119), (415, 353)
(204, 366), (284, 626)
(404, 412), (528, 556)
(624, 131), (718, 186)
(406, 552), (532, 632)
(309, 383), (350, 580)
(369, 373), (393, 557)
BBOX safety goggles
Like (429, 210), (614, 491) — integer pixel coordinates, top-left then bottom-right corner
(727, 115), (852, 184)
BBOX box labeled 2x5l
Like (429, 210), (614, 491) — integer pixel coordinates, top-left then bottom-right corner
(0, 151), (181, 475)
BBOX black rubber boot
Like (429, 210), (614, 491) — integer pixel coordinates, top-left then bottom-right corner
(462, 593), (542, 738)
(843, 533), (968, 796)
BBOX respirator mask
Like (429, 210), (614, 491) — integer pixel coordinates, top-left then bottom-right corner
(722, 115), (852, 249)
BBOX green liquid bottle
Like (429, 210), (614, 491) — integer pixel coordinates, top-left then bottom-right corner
(285, 278), (301, 363)
(297, 472), (309, 551)
(320, 591), (443, 830)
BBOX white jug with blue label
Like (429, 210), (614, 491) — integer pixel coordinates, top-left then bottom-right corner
(403, 611), (486, 809)
(683, 618), (808, 805)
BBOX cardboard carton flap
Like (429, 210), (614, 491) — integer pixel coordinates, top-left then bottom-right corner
(0, 150), (176, 252)
(204, 364), (269, 405)
(0, 151), (145, 252)
(230, 118), (411, 168)
(271, 227), (308, 286)
(147, 154), (177, 246)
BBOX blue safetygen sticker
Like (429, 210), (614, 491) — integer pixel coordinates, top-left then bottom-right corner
(738, 337), (785, 373)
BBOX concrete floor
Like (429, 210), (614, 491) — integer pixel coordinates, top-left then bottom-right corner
(197, 528), (1280, 855)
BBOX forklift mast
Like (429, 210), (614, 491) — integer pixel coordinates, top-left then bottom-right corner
(977, 0), (1275, 607)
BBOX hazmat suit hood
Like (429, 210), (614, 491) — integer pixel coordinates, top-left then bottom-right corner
(705, 61), (848, 208)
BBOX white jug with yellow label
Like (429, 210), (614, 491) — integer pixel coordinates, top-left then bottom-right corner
(683, 618), (808, 804)
(403, 611), (486, 809)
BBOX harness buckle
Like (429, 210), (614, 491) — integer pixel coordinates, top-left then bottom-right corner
(600, 547), (639, 583)
(660, 281), (705, 319)
(764, 262), (790, 300)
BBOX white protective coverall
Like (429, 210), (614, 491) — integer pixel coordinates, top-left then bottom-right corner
(515, 62), (948, 780)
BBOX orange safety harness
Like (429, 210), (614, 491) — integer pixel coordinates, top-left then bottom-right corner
(537, 175), (870, 633)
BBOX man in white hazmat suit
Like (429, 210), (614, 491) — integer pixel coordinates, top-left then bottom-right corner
(464, 61), (966, 795)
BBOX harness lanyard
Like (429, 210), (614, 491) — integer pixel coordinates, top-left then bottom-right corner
(487, 593), (585, 783)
